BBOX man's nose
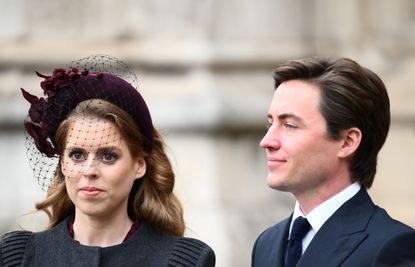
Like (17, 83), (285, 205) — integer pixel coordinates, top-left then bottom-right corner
(260, 125), (281, 150)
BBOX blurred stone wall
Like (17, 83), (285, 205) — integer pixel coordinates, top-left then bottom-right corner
(1, 0), (414, 266)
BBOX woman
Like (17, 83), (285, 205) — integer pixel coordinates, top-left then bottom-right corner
(0, 56), (215, 266)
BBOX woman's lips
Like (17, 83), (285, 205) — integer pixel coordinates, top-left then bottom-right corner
(79, 187), (103, 197)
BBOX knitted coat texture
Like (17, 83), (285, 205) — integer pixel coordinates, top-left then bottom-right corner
(0, 217), (215, 267)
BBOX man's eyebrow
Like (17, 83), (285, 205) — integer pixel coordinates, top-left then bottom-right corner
(268, 113), (303, 121)
(277, 113), (303, 122)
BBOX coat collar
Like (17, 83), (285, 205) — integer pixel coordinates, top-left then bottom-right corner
(297, 188), (375, 266)
(266, 218), (290, 266)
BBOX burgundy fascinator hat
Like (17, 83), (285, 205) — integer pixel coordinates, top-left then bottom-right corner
(21, 55), (153, 190)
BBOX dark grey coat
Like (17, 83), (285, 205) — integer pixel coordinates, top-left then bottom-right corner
(1, 217), (215, 267)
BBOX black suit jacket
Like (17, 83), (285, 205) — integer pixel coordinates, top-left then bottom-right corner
(252, 189), (415, 267)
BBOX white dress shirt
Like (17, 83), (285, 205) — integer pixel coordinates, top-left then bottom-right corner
(289, 182), (361, 254)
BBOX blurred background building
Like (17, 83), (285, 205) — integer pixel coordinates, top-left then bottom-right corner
(0, 0), (414, 266)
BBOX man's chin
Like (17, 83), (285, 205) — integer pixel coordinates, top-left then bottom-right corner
(266, 176), (290, 192)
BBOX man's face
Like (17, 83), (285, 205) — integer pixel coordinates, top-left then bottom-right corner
(260, 80), (343, 197)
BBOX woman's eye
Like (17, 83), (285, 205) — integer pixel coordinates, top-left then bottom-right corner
(69, 151), (85, 161)
(102, 152), (117, 162)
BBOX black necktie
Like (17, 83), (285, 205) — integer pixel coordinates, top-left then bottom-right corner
(284, 217), (311, 267)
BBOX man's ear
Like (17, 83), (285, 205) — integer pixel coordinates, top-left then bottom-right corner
(338, 127), (362, 159)
(135, 157), (147, 180)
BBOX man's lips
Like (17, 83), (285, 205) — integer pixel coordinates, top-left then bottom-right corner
(267, 156), (286, 162)
(266, 157), (287, 166)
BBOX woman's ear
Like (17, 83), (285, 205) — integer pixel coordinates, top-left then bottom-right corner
(134, 157), (147, 179)
(338, 127), (362, 159)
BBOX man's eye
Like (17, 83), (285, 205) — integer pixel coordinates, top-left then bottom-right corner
(284, 123), (297, 129)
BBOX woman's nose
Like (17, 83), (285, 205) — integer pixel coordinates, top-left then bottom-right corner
(82, 158), (100, 178)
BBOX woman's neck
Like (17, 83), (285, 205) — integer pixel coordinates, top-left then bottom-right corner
(72, 210), (133, 247)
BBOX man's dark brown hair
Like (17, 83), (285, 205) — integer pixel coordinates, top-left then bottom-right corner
(272, 57), (390, 188)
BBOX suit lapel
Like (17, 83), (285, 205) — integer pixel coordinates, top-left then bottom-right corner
(270, 217), (290, 267)
(256, 217), (291, 267)
(297, 189), (375, 267)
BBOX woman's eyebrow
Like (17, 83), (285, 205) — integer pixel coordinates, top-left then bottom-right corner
(65, 146), (85, 152)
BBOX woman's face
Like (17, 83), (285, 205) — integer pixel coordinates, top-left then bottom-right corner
(61, 116), (146, 220)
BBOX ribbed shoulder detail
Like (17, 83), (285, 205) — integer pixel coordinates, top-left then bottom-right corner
(1, 231), (32, 267)
(168, 238), (215, 267)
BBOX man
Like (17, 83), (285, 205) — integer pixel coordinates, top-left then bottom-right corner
(252, 57), (415, 267)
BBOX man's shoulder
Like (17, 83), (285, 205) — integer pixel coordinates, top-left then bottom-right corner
(372, 230), (415, 267)
(339, 188), (412, 235)
(369, 204), (414, 234)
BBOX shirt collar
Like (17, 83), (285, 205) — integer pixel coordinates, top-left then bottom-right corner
(291, 182), (361, 233)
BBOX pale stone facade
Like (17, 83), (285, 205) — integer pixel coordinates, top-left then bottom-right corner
(0, 1), (414, 266)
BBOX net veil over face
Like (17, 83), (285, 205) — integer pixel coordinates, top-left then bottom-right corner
(61, 110), (146, 220)
(21, 55), (153, 191)
(61, 106), (125, 181)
